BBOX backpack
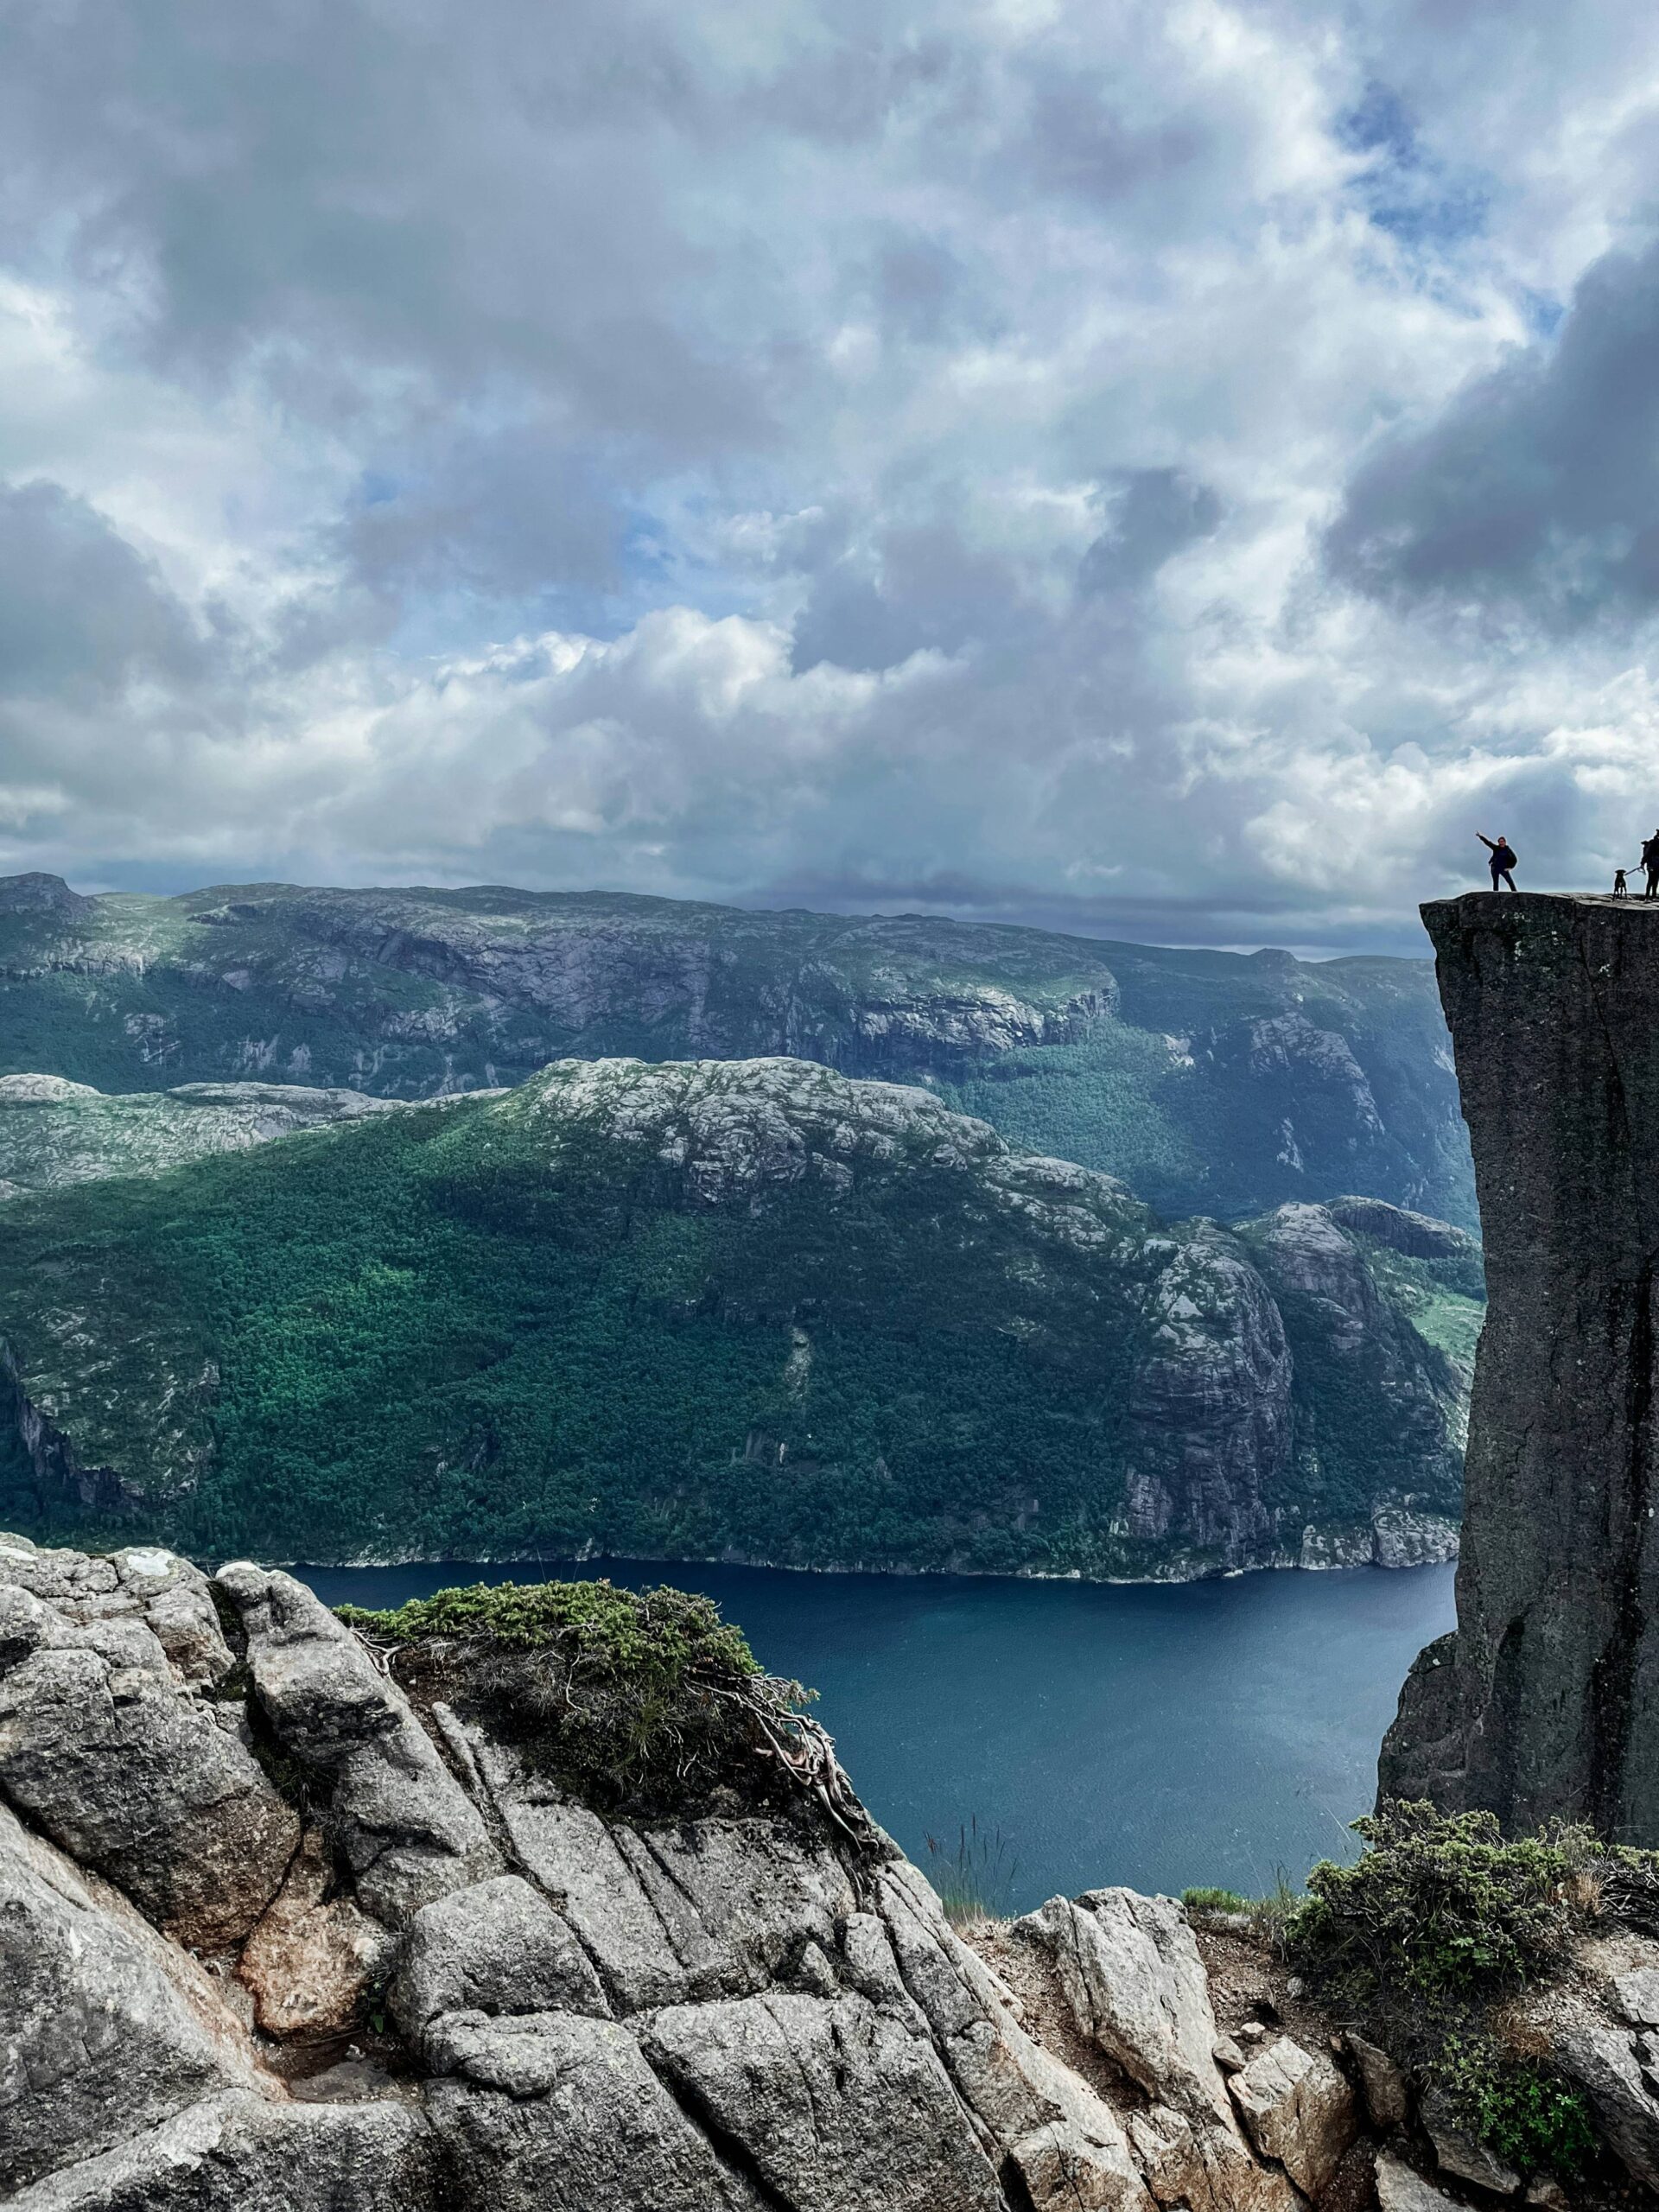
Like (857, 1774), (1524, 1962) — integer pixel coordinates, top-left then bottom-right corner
(1644, 837), (1659, 869)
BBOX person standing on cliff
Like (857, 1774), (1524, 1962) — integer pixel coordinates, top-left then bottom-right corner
(1642, 831), (1659, 899)
(1478, 832), (1518, 891)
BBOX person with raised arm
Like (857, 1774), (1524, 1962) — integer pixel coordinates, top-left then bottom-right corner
(1477, 832), (1518, 891)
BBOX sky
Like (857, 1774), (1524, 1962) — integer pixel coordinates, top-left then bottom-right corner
(4, 1), (1659, 953)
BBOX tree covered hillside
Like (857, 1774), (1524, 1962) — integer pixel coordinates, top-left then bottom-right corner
(0, 1058), (1474, 1575)
(0, 872), (1472, 1226)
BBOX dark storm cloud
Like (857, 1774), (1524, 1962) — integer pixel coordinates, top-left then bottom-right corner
(0, 482), (201, 695)
(1078, 470), (1223, 597)
(1326, 237), (1659, 625)
(0, 0), (774, 437)
(791, 524), (1031, 673)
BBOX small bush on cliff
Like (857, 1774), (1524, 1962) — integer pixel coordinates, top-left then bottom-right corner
(1289, 1802), (1618, 2182)
(337, 1578), (821, 1817)
(1434, 2031), (1597, 2180)
(337, 1575), (761, 1681)
(1291, 1800), (1584, 2002)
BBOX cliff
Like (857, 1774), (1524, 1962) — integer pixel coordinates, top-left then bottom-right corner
(0, 1535), (1322, 2209)
(0, 872), (1473, 1225)
(11, 1538), (1659, 2209)
(0, 1058), (1469, 1577)
(1382, 893), (1659, 1840)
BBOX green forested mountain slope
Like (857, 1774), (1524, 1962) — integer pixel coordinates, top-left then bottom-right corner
(0, 1058), (1473, 1575)
(0, 872), (1472, 1226)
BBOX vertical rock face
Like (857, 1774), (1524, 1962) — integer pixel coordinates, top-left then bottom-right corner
(1380, 892), (1659, 1839)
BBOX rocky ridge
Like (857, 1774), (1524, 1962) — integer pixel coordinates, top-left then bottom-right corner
(0, 872), (1473, 1226)
(0, 1072), (423, 1198)
(0, 1058), (1468, 1578)
(9, 1532), (1656, 2211)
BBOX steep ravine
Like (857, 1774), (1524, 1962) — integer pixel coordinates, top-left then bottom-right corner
(1381, 893), (1659, 1840)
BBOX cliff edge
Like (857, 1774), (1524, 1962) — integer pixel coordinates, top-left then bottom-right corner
(14, 1535), (1659, 2205)
(0, 1535), (1330, 2211)
(1381, 891), (1659, 1839)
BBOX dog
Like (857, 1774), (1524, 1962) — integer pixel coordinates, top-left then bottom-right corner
(1615, 868), (1631, 898)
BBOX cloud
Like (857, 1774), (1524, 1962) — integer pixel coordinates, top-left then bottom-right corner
(2, 0), (1659, 949)
(1326, 237), (1659, 624)
(1078, 469), (1223, 596)
(0, 481), (202, 694)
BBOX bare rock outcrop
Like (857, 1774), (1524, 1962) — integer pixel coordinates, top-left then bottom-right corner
(215, 1561), (499, 1921)
(644, 1991), (1008, 2211)
(1016, 1888), (1236, 2126)
(235, 1830), (390, 2037)
(0, 1799), (264, 2195)
(391, 1871), (610, 2037)
(1014, 1889), (1305, 2212)
(1382, 893), (1659, 1838)
(0, 1544), (297, 1948)
(1230, 2037), (1358, 2200)
(10, 1534), (1651, 2209)
(423, 2009), (766, 2210)
(9, 2093), (442, 2212)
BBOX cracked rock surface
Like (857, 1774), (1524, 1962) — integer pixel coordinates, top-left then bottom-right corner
(12, 1529), (1648, 2211)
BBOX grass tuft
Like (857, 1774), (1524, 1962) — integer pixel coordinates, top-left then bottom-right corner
(1181, 1886), (1251, 1914)
(924, 1817), (1020, 1929)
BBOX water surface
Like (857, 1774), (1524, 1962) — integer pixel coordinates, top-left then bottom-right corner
(295, 1556), (1455, 1914)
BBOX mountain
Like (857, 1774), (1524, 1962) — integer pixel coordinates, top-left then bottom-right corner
(0, 1058), (1474, 1574)
(0, 872), (1474, 1226)
(0, 1071), (418, 1198)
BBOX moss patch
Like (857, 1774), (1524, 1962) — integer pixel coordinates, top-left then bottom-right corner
(340, 1577), (816, 1819)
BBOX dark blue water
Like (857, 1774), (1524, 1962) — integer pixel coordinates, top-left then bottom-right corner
(294, 1557), (1455, 1914)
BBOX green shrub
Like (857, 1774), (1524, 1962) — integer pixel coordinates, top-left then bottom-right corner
(1181, 1886), (1251, 1914)
(1433, 2031), (1597, 2182)
(336, 1577), (811, 1815)
(1291, 1801), (1584, 2003)
(337, 1575), (761, 1685)
(1290, 1803), (1621, 2184)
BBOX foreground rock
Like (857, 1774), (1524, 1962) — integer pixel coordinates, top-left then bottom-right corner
(7, 1535), (1654, 2209)
(1230, 2037), (1358, 2199)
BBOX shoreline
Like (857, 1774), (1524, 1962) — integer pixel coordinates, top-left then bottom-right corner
(279, 1533), (1459, 1587)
